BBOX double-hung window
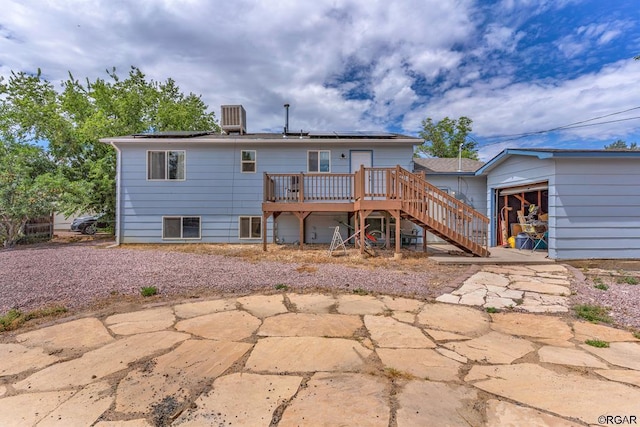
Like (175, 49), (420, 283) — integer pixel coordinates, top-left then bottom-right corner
(163, 216), (201, 239)
(239, 216), (261, 239)
(308, 150), (330, 173)
(241, 150), (256, 173)
(148, 150), (185, 180)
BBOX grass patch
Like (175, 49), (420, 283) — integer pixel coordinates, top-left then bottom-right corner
(140, 286), (158, 297)
(592, 277), (604, 285)
(594, 283), (609, 291)
(573, 304), (612, 323)
(274, 283), (289, 291)
(616, 276), (639, 285)
(585, 339), (610, 348)
(633, 331), (640, 340)
(352, 288), (369, 296)
(485, 307), (499, 313)
(0, 306), (67, 332)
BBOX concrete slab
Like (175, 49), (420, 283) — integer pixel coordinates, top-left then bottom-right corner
(105, 307), (175, 335)
(365, 315), (435, 348)
(464, 271), (510, 287)
(14, 331), (189, 391)
(173, 298), (236, 318)
(581, 342), (640, 370)
(466, 363), (640, 425)
(0, 343), (60, 376)
(279, 373), (389, 427)
(336, 294), (387, 315)
(377, 348), (461, 381)
(396, 381), (481, 427)
(174, 373), (302, 426)
(444, 331), (535, 364)
(258, 313), (362, 337)
(246, 337), (372, 372)
(237, 294), (288, 318)
(417, 303), (490, 337)
(16, 317), (114, 353)
(174, 310), (260, 341)
(431, 246), (554, 265)
(485, 399), (582, 427)
(115, 340), (251, 414)
(287, 293), (336, 313)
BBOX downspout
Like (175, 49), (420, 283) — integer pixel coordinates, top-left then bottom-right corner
(110, 141), (122, 246)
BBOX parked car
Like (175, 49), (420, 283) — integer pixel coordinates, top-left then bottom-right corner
(70, 214), (108, 235)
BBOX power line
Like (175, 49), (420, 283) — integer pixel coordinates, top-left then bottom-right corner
(476, 106), (640, 147)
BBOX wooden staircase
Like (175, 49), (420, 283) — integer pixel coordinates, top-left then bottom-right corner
(391, 166), (490, 257)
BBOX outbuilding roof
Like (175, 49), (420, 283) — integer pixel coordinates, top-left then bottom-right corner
(413, 157), (485, 174)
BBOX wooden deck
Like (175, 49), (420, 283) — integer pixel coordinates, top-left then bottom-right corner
(262, 165), (490, 256)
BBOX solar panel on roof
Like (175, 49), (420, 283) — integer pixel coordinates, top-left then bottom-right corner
(132, 131), (213, 138)
(308, 130), (396, 138)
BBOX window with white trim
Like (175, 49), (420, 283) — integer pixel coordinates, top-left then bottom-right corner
(239, 216), (262, 239)
(308, 150), (330, 173)
(241, 150), (256, 173)
(148, 150), (185, 180)
(163, 216), (200, 239)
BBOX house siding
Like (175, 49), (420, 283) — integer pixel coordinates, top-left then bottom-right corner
(117, 141), (412, 244)
(552, 158), (640, 259)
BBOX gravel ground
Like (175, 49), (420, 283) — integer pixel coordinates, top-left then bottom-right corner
(2, 240), (639, 331)
(0, 240), (471, 315)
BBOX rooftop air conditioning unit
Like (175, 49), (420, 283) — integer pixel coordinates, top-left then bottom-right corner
(221, 105), (246, 135)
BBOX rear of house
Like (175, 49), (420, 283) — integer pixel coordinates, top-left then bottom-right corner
(100, 106), (418, 245)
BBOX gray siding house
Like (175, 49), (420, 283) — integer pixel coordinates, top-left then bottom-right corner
(477, 149), (640, 260)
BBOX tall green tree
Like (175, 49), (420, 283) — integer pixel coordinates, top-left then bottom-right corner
(415, 116), (478, 160)
(0, 66), (220, 222)
(604, 139), (638, 150)
(0, 142), (68, 247)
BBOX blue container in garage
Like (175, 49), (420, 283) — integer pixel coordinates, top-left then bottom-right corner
(516, 233), (533, 250)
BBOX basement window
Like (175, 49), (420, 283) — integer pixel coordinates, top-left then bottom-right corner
(239, 216), (262, 239)
(163, 216), (201, 239)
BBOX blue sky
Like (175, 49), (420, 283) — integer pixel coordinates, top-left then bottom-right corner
(1, 0), (639, 160)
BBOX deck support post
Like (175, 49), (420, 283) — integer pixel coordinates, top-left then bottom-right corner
(262, 212), (272, 252)
(388, 210), (401, 255)
(422, 225), (427, 253)
(293, 211), (310, 250)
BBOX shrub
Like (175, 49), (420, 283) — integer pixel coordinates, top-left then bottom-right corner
(141, 286), (158, 297)
(585, 339), (609, 348)
(274, 284), (289, 291)
(573, 304), (612, 323)
(617, 276), (639, 285)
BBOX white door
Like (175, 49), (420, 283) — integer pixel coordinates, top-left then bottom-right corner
(350, 150), (372, 172)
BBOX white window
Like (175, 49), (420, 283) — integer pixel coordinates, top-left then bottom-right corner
(241, 150), (256, 173)
(163, 216), (200, 239)
(308, 150), (330, 173)
(148, 150), (185, 180)
(239, 216), (262, 239)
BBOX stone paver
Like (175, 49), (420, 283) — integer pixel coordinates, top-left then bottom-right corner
(105, 307), (176, 335)
(0, 343), (60, 376)
(246, 336), (372, 372)
(258, 313), (361, 337)
(377, 348), (461, 381)
(444, 331), (535, 364)
(237, 294), (287, 317)
(538, 345), (608, 368)
(174, 310), (260, 341)
(3, 272), (639, 425)
(364, 315), (435, 348)
(115, 340), (251, 413)
(16, 317), (114, 353)
(396, 381), (482, 427)
(581, 342), (640, 370)
(173, 298), (237, 318)
(485, 399), (582, 427)
(573, 321), (640, 343)
(466, 363), (640, 425)
(417, 303), (490, 337)
(174, 373), (302, 426)
(287, 293), (335, 313)
(336, 294), (387, 315)
(14, 331), (189, 391)
(279, 373), (389, 427)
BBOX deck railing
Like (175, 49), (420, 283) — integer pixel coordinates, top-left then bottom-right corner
(264, 166), (490, 256)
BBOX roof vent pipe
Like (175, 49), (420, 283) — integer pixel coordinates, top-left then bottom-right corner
(284, 103), (290, 134)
